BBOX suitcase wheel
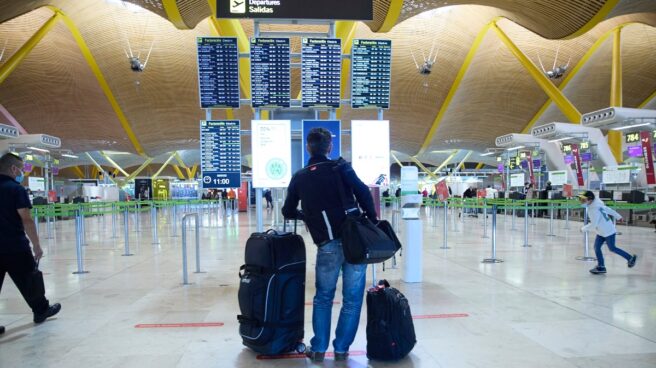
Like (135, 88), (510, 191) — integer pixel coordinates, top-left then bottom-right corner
(295, 342), (306, 354)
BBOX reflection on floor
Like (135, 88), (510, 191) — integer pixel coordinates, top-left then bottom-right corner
(1, 205), (655, 367)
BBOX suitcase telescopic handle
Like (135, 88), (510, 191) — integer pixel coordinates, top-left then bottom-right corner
(283, 218), (298, 233)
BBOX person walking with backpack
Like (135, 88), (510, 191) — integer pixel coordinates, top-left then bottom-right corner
(282, 128), (378, 362)
(578, 191), (637, 274)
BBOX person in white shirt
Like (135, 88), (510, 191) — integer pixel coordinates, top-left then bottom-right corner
(485, 185), (497, 199)
(578, 191), (637, 274)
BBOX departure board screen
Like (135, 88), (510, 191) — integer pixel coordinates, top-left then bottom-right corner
(196, 37), (240, 109)
(250, 38), (291, 108)
(351, 39), (391, 109)
(200, 120), (241, 189)
(301, 38), (341, 108)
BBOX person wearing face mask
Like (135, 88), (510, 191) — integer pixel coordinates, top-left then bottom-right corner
(0, 153), (61, 335)
(578, 191), (637, 274)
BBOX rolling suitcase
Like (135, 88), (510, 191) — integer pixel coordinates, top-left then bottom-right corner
(366, 278), (416, 361)
(238, 221), (307, 355)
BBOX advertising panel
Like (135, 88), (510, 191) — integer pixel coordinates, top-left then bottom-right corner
(252, 120), (292, 188)
(351, 120), (390, 186)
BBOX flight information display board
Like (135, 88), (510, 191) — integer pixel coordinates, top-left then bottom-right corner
(200, 120), (241, 189)
(302, 38), (341, 108)
(196, 37), (240, 109)
(351, 39), (392, 109)
(250, 38), (291, 108)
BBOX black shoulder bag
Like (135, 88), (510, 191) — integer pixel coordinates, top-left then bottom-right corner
(334, 166), (399, 264)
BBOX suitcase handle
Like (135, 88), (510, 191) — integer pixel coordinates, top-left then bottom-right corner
(283, 219), (298, 233)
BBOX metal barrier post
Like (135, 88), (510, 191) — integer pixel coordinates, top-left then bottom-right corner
(194, 214), (202, 274)
(151, 204), (159, 245)
(523, 200), (531, 247)
(547, 201), (556, 236)
(80, 205), (86, 245)
(511, 200), (517, 231)
(111, 203), (118, 239)
(432, 201), (439, 228)
(482, 200), (489, 238)
(122, 206), (133, 256)
(576, 207), (596, 261)
(33, 208), (39, 236)
(73, 209), (89, 274)
(565, 205), (570, 229)
(181, 213), (200, 284)
(135, 202), (141, 232)
(483, 205), (503, 263)
(441, 201), (450, 249)
(46, 206), (53, 240)
(171, 204), (178, 237)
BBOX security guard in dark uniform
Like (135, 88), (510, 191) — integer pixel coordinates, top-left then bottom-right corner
(0, 153), (60, 335)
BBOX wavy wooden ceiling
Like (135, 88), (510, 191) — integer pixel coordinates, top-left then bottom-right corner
(0, 0), (655, 168)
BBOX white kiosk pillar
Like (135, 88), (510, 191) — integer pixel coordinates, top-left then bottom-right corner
(401, 166), (423, 283)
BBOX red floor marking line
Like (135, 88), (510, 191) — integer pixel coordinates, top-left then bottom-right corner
(412, 313), (469, 320)
(134, 322), (224, 328)
(256, 350), (366, 360)
(304, 301), (341, 306)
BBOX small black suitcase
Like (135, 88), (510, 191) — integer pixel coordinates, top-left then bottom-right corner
(366, 280), (416, 361)
(238, 223), (306, 355)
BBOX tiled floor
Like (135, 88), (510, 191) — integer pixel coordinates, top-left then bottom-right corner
(1, 205), (655, 367)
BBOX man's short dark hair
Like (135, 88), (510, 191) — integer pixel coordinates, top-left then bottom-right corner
(306, 127), (332, 156)
(0, 152), (23, 173)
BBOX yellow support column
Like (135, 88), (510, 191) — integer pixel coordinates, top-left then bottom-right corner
(432, 150), (459, 174)
(376, 0), (404, 33)
(172, 165), (186, 180)
(409, 157), (440, 180)
(187, 165), (198, 180)
(475, 163), (485, 170)
(72, 166), (85, 179)
(492, 23), (581, 124)
(152, 152), (177, 179)
(162, 0), (189, 29)
(335, 21), (357, 119)
(0, 12), (61, 84)
(608, 27), (623, 163)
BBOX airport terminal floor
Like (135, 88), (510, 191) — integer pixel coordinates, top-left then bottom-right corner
(0, 205), (654, 368)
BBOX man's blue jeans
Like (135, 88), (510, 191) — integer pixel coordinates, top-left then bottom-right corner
(594, 233), (631, 267)
(310, 239), (366, 353)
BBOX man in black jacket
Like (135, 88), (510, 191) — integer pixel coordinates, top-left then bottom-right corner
(282, 128), (377, 362)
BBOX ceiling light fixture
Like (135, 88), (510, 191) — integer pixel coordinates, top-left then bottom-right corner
(506, 145), (525, 151)
(548, 136), (573, 143)
(611, 123), (651, 131)
(27, 146), (49, 153)
(104, 151), (131, 155)
(480, 152), (496, 156)
(61, 154), (79, 159)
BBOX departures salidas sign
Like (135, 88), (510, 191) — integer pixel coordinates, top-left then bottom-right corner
(217, 0), (373, 20)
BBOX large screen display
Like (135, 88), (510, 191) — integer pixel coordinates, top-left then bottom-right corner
(301, 38), (341, 108)
(351, 120), (390, 186)
(250, 38), (290, 108)
(196, 37), (240, 109)
(252, 120), (292, 188)
(351, 39), (392, 109)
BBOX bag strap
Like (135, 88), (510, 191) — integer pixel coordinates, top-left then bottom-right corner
(332, 160), (358, 215)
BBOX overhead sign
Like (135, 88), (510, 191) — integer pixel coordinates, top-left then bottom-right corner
(200, 120), (241, 189)
(571, 143), (585, 186)
(301, 38), (341, 108)
(548, 170), (568, 186)
(196, 37), (240, 109)
(252, 120), (292, 188)
(510, 173), (525, 187)
(216, 0), (373, 21)
(602, 165), (631, 184)
(351, 120), (390, 186)
(301, 120), (341, 166)
(250, 38), (291, 108)
(625, 132), (640, 144)
(351, 39), (392, 109)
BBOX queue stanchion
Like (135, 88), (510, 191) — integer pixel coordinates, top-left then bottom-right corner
(73, 208), (89, 274)
(33, 207), (39, 236)
(432, 200), (439, 228)
(511, 200), (517, 231)
(441, 200), (450, 249)
(547, 201), (556, 236)
(151, 204), (160, 245)
(122, 205), (133, 256)
(46, 205), (54, 240)
(111, 203), (118, 239)
(482, 204), (503, 263)
(576, 206), (596, 261)
(171, 203), (179, 237)
(135, 201), (141, 232)
(523, 200), (531, 247)
(194, 213), (203, 274)
(80, 205), (87, 246)
(564, 203), (570, 230)
(181, 213), (200, 285)
(482, 200), (489, 239)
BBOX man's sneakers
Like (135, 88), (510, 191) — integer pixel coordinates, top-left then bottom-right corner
(628, 254), (638, 268)
(589, 266), (607, 274)
(305, 347), (325, 362)
(0, 326), (4, 335)
(334, 352), (349, 361)
(34, 303), (61, 324)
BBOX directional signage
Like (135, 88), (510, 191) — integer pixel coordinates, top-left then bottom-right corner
(200, 120), (241, 189)
(250, 38), (291, 108)
(301, 38), (341, 108)
(196, 37), (240, 109)
(216, 0), (373, 21)
(351, 39), (392, 109)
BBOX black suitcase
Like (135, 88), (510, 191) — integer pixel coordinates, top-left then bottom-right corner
(237, 224), (307, 355)
(366, 280), (416, 361)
